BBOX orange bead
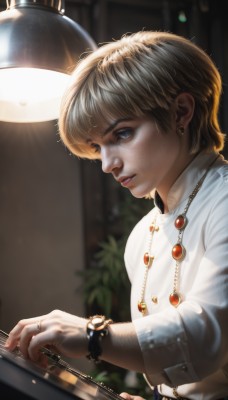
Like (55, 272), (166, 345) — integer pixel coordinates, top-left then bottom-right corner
(149, 223), (155, 232)
(143, 252), (154, 267)
(175, 215), (187, 230)
(169, 292), (181, 307)
(138, 302), (147, 313)
(172, 243), (185, 260)
(144, 252), (149, 265)
(149, 223), (159, 232)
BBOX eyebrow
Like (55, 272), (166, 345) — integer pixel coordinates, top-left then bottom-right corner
(103, 117), (133, 135)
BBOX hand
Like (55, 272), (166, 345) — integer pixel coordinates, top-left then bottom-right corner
(5, 309), (88, 362)
(120, 393), (146, 400)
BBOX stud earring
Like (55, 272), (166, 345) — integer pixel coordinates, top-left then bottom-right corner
(177, 125), (185, 136)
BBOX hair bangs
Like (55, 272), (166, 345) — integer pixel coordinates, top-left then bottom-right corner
(65, 64), (155, 158)
(59, 30), (225, 158)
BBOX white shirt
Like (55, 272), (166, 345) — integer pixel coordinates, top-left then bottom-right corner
(124, 152), (228, 400)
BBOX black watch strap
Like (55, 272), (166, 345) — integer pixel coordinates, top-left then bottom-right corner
(87, 328), (106, 362)
(86, 315), (113, 363)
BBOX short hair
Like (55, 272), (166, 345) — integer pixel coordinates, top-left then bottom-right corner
(59, 31), (225, 159)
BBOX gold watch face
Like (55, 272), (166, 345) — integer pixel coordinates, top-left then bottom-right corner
(87, 315), (106, 330)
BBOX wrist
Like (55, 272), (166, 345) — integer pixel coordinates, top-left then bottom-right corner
(86, 315), (113, 363)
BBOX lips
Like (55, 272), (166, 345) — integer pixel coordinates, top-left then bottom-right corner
(118, 175), (135, 187)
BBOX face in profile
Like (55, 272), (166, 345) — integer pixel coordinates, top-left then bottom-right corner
(88, 113), (185, 199)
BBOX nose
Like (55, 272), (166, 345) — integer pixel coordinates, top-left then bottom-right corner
(101, 146), (122, 174)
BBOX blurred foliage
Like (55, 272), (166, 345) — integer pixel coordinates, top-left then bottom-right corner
(78, 233), (131, 321)
(91, 369), (154, 399)
(77, 191), (154, 399)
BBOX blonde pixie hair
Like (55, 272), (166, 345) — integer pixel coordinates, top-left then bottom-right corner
(59, 31), (225, 159)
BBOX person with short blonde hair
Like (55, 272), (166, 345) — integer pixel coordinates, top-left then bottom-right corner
(6, 31), (228, 400)
(59, 31), (224, 159)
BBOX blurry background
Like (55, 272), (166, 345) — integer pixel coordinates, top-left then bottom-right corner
(0, 0), (227, 380)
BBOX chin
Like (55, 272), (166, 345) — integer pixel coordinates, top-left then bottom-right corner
(129, 189), (150, 199)
(130, 185), (155, 199)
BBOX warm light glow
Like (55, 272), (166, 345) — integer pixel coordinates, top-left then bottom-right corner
(0, 68), (70, 122)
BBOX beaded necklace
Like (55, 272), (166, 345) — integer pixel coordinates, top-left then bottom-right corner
(138, 155), (218, 315)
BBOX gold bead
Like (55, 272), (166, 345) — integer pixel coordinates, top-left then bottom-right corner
(151, 296), (158, 304)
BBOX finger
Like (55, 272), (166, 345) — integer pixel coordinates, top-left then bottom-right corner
(28, 330), (55, 362)
(19, 322), (44, 358)
(6, 315), (47, 349)
(5, 320), (29, 350)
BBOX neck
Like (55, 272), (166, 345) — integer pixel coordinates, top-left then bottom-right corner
(156, 152), (198, 213)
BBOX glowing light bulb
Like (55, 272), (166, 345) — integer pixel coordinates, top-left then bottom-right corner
(0, 68), (70, 122)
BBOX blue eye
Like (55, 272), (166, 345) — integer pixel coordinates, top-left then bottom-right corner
(115, 128), (133, 140)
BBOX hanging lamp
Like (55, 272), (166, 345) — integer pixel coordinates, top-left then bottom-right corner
(0, 0), (96, 123)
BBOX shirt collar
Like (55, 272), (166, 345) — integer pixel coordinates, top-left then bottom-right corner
(154, 151), (219, 213)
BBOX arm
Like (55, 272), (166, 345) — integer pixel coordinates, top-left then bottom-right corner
(5, 310), (144, 372)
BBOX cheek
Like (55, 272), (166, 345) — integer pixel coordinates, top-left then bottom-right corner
(143, 136), (178, 174)
(151, 130), (179, 156)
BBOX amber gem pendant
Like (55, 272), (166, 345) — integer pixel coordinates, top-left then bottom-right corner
(172, 243), (186, 261)
(174, 215), (187, 230)
(169, 292), (181, 307)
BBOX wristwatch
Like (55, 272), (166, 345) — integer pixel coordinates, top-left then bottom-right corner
(86, 315), (113, 362)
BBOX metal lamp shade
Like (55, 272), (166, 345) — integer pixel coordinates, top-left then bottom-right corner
(0, 0), (97, 122)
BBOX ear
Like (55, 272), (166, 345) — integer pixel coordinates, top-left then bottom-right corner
(174, 92), (195, 128)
